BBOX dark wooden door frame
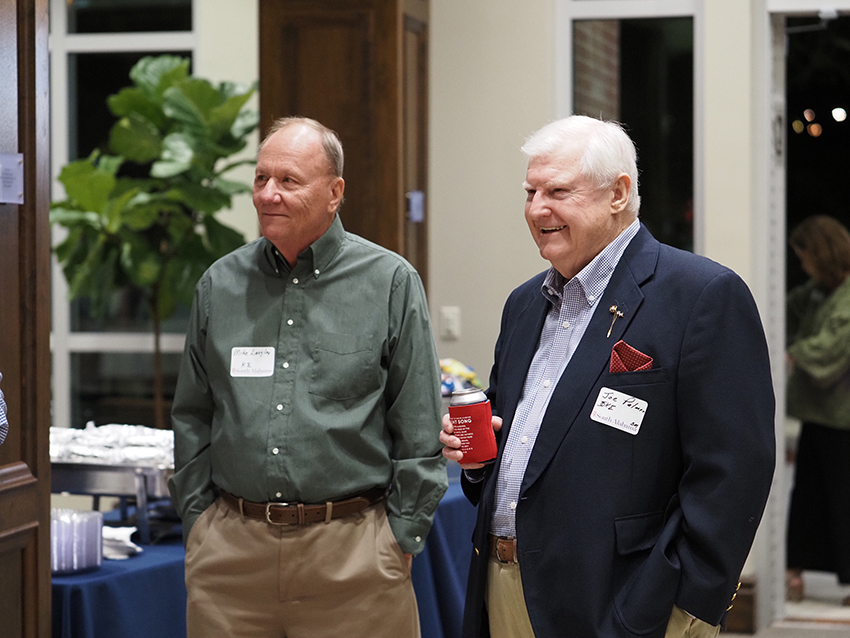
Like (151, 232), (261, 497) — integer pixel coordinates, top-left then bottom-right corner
(0, 0), (52, 636)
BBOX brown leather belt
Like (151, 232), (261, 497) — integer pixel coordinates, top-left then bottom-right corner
(219, 486), (388, 526)
(489, 534), (519, 564)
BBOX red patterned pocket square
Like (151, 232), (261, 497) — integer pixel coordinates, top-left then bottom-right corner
(610, 340), (653, 373)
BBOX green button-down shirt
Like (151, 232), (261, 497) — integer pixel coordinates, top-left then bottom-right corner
(168, 215), (447, 554)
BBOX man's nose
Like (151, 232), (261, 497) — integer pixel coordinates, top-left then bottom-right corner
(257, 180), (282, 204)
(526, 192), (548, 218)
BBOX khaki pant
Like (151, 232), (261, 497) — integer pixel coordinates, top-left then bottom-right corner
(185, 498), (420, 638)
(486, 556), (719, 638)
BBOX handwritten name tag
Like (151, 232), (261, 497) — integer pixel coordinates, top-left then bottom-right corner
(590, 387), (648, 436)
(230, 347), (275, 377)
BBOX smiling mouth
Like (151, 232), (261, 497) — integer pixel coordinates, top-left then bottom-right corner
(541, 225), (566, 234)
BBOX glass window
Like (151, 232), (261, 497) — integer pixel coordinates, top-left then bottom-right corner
(67, 0), (192, 34)
(67, 50), (193, 334)
(69, 51), (192, 161)
(573, 18), (694, 251)
(71, 352), (181, 427)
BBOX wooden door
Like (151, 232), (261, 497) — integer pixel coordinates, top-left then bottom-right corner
(259, 0), (429, 282)
(0, 0), (52, 636)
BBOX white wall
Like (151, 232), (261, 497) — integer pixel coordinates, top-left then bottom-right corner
(196, 0), (260, 243)
(428, 0), (557, 380)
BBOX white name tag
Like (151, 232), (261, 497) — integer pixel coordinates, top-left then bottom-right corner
(230, 347), (275, 377)
(590, 387), (648, 436)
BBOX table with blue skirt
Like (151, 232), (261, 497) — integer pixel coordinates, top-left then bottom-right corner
(52, 475), (477, 638)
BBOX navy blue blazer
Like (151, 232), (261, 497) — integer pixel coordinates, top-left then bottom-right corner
(461, 225), (776, 638)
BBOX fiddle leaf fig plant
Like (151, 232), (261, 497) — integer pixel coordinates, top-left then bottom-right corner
(50, 55), (259, 429)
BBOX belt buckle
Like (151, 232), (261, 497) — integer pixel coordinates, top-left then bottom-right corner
(265, 502), (290, 525)
(496, 538), (516, 564)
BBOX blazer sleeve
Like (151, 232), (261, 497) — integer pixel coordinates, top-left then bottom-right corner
(673, 270), (776, 624)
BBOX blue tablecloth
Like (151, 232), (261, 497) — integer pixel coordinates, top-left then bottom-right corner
(52, 543), (187, 638)
(52, 477), (477, 638)
(412, 479), (477, 638)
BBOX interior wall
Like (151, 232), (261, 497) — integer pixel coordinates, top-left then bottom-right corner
(196, 0), (260, 243)
(428, 0), (557, 378)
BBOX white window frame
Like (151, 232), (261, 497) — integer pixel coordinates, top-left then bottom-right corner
(556, 1), (703, 252)
(49, 0), (198, 430)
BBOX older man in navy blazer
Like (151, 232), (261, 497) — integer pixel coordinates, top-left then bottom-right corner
(440, 116), (775, 638)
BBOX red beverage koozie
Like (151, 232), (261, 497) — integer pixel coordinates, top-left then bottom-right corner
(448, 388), (497, 465)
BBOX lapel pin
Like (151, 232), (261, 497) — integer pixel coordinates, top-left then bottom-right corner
(607, 305), (624, 338)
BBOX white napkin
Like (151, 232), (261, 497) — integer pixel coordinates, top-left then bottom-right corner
(102, 526), (144, 560)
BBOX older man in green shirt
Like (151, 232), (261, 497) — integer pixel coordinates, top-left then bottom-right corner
(168, 117), (447, 638)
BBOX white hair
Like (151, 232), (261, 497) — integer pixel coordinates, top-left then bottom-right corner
(521, 115), (641, 216)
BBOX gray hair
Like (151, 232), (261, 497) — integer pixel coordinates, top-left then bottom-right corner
(258, 116), (344, 178)
(521, 115), (640, 216)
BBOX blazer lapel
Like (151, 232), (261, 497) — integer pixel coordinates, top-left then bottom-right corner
(520, 225), (660, 493)
(497, 287), (549, 442)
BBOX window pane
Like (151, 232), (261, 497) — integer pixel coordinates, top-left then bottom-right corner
(70, 352), (181, 428)
(70, 295), (190, 334)
(573, 18), (694, 251)
(69, 50), (192, 161)
(68, 0), (191, 34)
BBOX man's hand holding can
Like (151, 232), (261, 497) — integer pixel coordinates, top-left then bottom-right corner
(440, 412), (502, 470)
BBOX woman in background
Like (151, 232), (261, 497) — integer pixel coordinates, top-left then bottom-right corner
(786, 215), (850, 604)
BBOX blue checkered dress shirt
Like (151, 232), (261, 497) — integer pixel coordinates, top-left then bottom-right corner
(0, 372), (7, 445)
(490, 220), (640, 537)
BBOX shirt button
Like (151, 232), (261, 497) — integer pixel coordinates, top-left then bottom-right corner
(282, 362), (289, 369)
(510, 501), (517, 510)
(543, 379), (551, 388)
(521, 436), (528, 444)
(276, 404), (283, 411)
(415, 536), (421, 543)
(314, 269), (320, 275)
(275, 492), (282, 498)
(562, 320), (570, 329)
(547, 288), (554, 295)
(287, 319), (294, 326)
(272, 448), (279, 455)
(292, 278), (299, 284)
(588, 294), (596, 302)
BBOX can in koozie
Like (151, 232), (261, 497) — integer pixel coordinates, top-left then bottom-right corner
(448, 388), (497, 465)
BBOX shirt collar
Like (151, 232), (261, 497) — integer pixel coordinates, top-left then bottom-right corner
(260, 214), (346, 278)
(541, 218), (640, 307)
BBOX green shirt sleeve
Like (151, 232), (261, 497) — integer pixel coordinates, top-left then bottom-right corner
(168, 275), (216, 545)
(383, 268), (447, 554)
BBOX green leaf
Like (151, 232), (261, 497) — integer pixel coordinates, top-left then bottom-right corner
(49, 207), (101, 229)
(165, 207), (193, 242)
(162, 83), (212, 137)
(109, 114), (162, 163)
(122, 192), (184, 231)
(107, 87), (166, 130)
(58, 157), (116, 214)
(151, 132), (194, 178)
(167, 181), (231, 213)
(212, 176), (252, 195)
(208, 88), (255, 140)
(203, 215), (245, 258)
(231, 108), (259, 139)
(120, 236), (162, 288)
(130, 56), (190, 100)
(104, 188), (139, 234)
(156, 274), (177, 320)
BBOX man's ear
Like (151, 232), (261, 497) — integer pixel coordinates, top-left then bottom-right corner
(328, 177), (345, 213)
(610, 174), (631, 212)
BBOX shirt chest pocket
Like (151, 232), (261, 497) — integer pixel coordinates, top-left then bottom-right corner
(309, 333), (381, 401)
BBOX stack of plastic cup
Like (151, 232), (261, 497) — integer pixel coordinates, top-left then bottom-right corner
(51, 509), (103, 575)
